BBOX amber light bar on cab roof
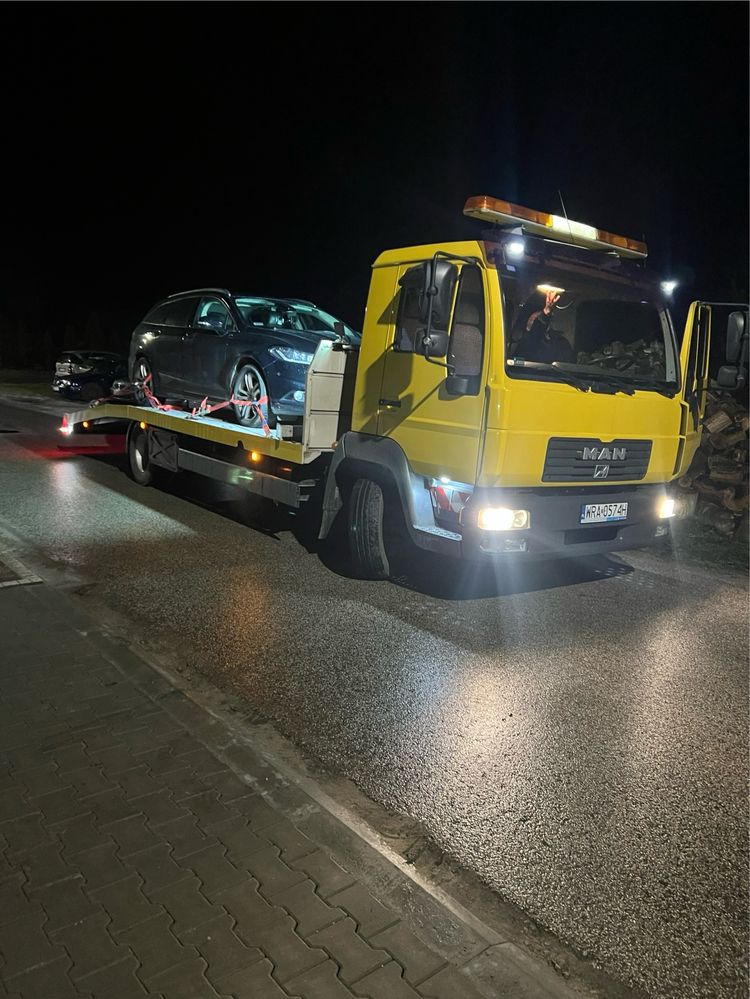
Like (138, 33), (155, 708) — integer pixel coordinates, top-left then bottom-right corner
(463, 195), (648, 260)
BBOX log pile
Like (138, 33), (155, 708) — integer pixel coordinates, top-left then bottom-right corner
(675, 392), (749, 541)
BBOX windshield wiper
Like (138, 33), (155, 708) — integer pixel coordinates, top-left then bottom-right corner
(616, 378), (677, 398)
(506, 359), (590, 392)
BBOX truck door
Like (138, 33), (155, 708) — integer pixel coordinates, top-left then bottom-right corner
(376, 262), (488, 485)
(675, 301), (711, 475)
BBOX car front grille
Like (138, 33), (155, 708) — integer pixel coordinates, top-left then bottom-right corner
(542, 437), (652, 482)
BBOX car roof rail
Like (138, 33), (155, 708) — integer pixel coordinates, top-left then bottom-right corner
(279, 297), (317, 308)
(167, 288), (232, 299)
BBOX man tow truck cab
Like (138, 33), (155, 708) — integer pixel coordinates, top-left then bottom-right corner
(62, 196), (749, 581)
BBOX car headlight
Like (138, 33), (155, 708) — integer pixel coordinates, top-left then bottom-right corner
(269, 347), (314, 365)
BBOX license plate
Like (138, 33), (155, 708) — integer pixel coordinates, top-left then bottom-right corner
(580, 502), (628, 524)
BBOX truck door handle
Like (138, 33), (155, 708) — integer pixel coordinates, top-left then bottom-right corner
(379, 398), (401, 408)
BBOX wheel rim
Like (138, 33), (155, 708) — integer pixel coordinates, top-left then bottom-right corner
(135, 359), (151, 400)
(234, 367), (267, 424)
(133, 438), (146, 474)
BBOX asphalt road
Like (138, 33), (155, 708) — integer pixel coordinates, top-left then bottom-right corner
(0, 398), (747, 999)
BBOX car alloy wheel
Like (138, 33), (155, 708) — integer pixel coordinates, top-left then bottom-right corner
(232, 364), (274, 428)
(134, 357), (152, 405)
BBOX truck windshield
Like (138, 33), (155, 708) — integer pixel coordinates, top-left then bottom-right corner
(499, 256), (678, 390)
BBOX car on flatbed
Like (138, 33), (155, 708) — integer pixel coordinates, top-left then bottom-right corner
(128, 289), (359, 428)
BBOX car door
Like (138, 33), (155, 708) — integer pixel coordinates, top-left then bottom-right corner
(151, 297), (200, 395)
(182, 296), (234, 398)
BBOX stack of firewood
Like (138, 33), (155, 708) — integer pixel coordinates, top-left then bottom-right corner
(675, 392), (749, 540)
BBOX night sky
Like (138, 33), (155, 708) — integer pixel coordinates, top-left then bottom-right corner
(1, 4), (747, 356)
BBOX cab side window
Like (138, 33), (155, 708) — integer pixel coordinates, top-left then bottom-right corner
(393, 281), (423, 352)
(447, 266), (484, 394)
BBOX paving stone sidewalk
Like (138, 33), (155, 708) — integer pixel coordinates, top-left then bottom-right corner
(0, 578), (577, 999)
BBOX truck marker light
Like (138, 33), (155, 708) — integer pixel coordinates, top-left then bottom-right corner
(139, 421), (148, 430)
(658, 498), (676, 519)
(249, 451), (261, 462)
(478, 507), (530, 531)
(463, 195), (648, 259)
(82, 421), (90, 429)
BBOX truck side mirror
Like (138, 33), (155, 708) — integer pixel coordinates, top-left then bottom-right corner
(717, 310), (748, 391)
(395, 260), (457, 358)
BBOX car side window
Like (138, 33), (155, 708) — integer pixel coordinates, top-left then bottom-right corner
(195, 297), (234, 333)
(144, 299), (199, 327)
(144, 302), (171, 325)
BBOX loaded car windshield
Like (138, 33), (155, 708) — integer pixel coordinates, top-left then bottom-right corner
(498, 250), (679, 393)
(233, 298), (359, 342)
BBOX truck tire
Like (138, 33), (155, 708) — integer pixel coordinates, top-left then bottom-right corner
(348, 477), (390, 580)
(128, 426), (154, 486)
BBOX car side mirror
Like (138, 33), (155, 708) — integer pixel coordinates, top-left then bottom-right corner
(197, 317), (224, 332)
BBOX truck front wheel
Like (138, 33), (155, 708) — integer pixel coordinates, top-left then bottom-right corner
(347, 477), (391, 580)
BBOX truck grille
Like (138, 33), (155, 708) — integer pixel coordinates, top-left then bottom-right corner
(542, 438), (652, 482)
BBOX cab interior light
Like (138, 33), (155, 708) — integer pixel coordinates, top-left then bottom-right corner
(506, 239), (525, 257)
(537, 284), (566, 296)
(661, 280), (678, 296)
(477, 507), (530, 531)
(464, 194), (648, 259)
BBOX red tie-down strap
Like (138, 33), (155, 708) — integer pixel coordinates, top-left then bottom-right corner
(136, 375), (271, 436)
(141, 374), (184, 412)
(188, 395), (271, 437)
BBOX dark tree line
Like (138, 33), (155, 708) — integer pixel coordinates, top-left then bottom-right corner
(0, 310), (131, 370)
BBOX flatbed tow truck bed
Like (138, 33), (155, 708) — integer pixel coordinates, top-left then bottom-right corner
(60, 340), (350, 509)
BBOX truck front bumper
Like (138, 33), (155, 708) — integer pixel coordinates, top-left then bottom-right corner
(458, 484), (671, 561)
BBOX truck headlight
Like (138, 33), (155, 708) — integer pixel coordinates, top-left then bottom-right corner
(658, 498), (675, 519)
(477, 507), (530, 531)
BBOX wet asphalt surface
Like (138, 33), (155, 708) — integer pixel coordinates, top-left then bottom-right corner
(0, 399), (747, 999)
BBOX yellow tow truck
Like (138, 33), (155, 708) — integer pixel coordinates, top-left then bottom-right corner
(62, 196), (748, 579)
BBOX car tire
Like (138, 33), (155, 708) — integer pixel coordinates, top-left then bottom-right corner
(81, 382), (104, 402)
(231, 363), (276, 429)
(127, 425), (154, 486)
(133, 356), (153, 406)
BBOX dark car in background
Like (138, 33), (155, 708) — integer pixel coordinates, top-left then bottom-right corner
(128, 289), (359, 428)
(52, 350), (128, 401)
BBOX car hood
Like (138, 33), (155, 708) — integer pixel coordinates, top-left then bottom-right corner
(246, 328), (356, 350)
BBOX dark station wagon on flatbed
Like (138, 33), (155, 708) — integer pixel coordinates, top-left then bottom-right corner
(128, 289), (359, 428)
